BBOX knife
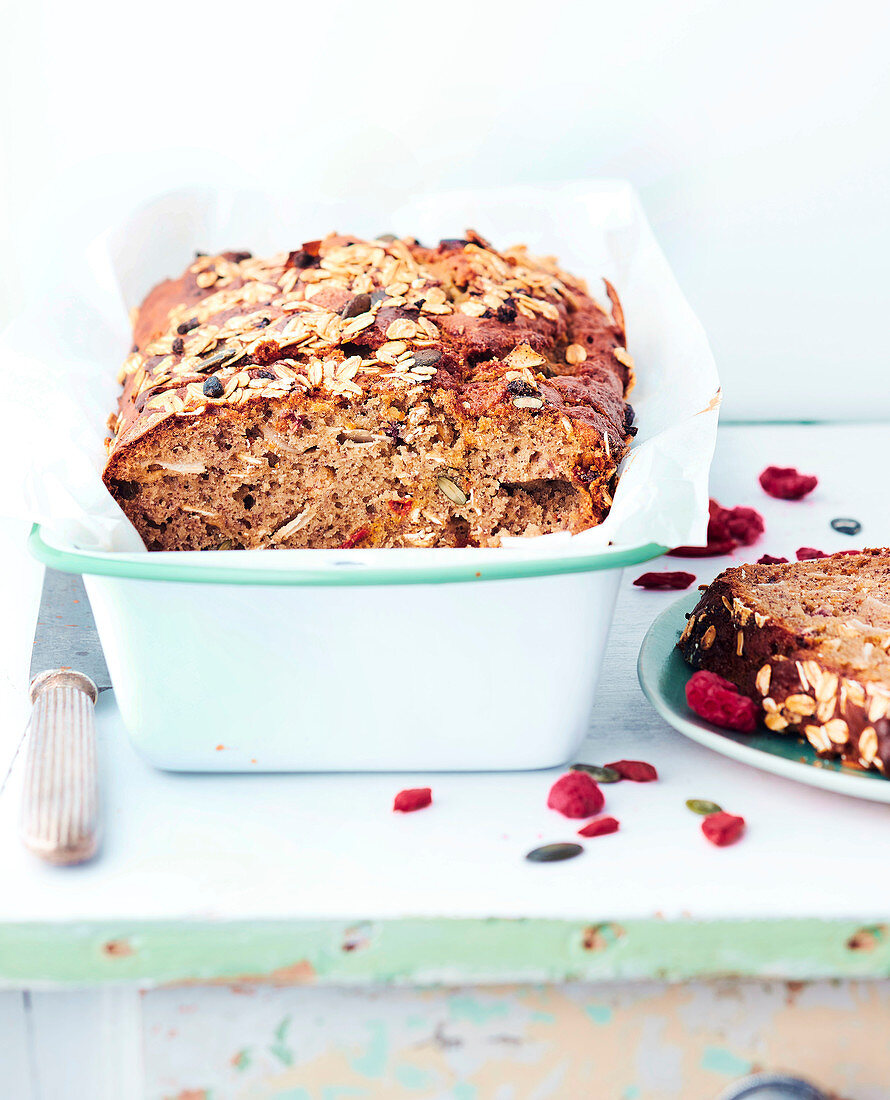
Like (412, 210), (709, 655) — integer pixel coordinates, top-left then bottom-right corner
(20, 568), (111, 865)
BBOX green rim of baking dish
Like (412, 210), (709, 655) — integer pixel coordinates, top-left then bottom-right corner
(29, 523), (668, 587)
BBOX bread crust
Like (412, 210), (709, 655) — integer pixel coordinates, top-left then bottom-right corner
(678, 550), (890, 774)
(104, 234), (636, 550)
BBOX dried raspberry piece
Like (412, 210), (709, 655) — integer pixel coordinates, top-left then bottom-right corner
(547, 772), (605, 818)
(605, 759), (658, 782)
(669, 499), (763, 557)
(393, 788), (432, 813)
(796, 547), (827, 560)
(578, 816), (620, 838)
(759, 466), (818, 501)
(724, 506), (764, 546)
(757, 554), (789, 565)
(701, 811), (745, 846)
(668, 542), (733, 558)
(387, 498), (413, 517)
(685, 671), (759, 732)
(632, 571), (696, 590)
(669, 499), (734, 557)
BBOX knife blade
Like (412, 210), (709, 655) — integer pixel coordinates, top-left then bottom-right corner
(17, 567), (108, 864)
(30, 568), (111, 691)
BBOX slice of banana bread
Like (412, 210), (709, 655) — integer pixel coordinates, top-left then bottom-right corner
(678, 550), (890, 773)
(103, 232), (635, 550)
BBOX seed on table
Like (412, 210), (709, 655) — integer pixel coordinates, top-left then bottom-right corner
(525, 843), (584, 863)
(831, 517), (861, 536)
(570, 763), (621, 783)
(686, 799), (723, 816)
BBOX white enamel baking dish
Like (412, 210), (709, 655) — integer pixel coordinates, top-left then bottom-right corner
(29, 529), (667, 771)
(16, 179), (719, 771)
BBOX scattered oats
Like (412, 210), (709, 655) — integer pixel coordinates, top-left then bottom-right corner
(386, 318), (419, 340)
(805, 724), (832, 753)
(860, 726), (879, 764)
(824, 718), (850, 746)
(504, 343), (546, 371)
(336, 355), (362, 381)
(868, 692), (890, 723)
(279, 268), (300, 294)
(342, 312), (376, 338)
(785, 694), (816, 717)
(460, 299), (487, 317)
(816, 698), (836, 723)
(815, 672), (839, 704)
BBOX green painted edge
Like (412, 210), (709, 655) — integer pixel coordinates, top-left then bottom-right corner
(2, 918), (889, 988)
(28, 524), (668, 588)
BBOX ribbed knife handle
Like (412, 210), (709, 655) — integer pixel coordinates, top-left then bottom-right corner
(21, 670), (100, 865)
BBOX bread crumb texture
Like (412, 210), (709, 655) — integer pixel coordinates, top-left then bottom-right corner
(104, 231), (636, 549)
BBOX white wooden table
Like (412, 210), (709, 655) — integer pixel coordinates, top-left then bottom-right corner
(2, 424), (890, 1100)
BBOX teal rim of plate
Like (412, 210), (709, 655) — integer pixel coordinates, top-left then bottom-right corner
(28, 523), (669, 588)
(639, 590), (887, 785)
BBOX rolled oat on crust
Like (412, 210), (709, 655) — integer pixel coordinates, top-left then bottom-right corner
(677, 550), (890, 774)
(103, 233), (635, 549)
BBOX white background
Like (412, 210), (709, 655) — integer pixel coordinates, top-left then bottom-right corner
(1, 0), (889, 421)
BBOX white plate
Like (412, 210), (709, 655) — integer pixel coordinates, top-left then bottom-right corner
(637, 591), (890, 804)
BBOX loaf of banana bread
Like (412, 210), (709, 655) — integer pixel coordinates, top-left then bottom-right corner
(678, 550), (890, 773)
(103, 231), (636, 549)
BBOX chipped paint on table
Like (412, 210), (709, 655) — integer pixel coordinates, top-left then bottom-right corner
(3, 917), (890, 988)
(142, 979), (890, 1099)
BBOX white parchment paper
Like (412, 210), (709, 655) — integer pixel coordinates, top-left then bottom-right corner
(1, 180), (719, 562)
